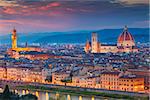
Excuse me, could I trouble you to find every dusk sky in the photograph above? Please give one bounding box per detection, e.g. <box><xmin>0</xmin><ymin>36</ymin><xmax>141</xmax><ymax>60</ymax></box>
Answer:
<box><xmin>0</xmin><ymin>0</ymin><xmax>149</xmax><ymax>34</ymax></box>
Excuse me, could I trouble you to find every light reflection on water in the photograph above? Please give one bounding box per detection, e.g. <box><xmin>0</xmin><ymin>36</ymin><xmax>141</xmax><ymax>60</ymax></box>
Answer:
<box><xmin>15</xmin><ymin>89</ymin><xmax>110</xmax><ymax>100</ymax></box>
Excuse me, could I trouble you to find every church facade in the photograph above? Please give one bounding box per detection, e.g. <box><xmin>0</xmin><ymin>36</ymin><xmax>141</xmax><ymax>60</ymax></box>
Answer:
<box><xmin>84</xmin><ymin>26</ymin><xmax>138</xmax><ymax>53</ymax></box>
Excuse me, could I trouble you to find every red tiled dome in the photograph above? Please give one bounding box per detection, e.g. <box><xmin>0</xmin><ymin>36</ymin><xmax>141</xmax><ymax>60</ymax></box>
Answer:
<box><xmin>118</xmin><ymin>26</ymin><xmax>134</xmax><ymax>43</ymax></box>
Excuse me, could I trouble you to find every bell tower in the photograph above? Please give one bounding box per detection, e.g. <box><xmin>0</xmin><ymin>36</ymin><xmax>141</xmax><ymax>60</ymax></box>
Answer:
<box><xmin>12</xmin><ymin>28</ymin><xmax>17</xmax><ymax>49</ymax></box>
<box><xmin>91</xmin><ymin>32</ymin><xmax>99</xmax><ymax>53</ymax></box>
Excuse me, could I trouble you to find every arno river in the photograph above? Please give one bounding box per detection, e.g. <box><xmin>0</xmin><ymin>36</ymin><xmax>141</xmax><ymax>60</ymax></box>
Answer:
<box><xmin>14</xmin><ymin>89</ymin><xmax>110</xmax><ymax>100</ymax></box>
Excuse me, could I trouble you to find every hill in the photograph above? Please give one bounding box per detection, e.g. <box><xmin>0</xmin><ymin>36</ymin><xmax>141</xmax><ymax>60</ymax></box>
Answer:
<box><xmin>35</xmin><ymin>28</ymin><xmax>149</xmax><ymax>44</ymax></box>
<box><xmin>0</xmin><ymin>28</ymin><xmax>149</xmax><ymax>44</ymax></box>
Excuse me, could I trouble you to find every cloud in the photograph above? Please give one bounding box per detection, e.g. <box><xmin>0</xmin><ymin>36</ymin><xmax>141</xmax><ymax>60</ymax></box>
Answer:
<box><xmin>66</xmin><ymin>8</ymin><xmax>76</xmax><ymax>12</ymax></box>
<box><xmin>0</xmin><ymin>19</ymin><xmax>22</xmax><ymax>24</ymax></box>
<box><xmin>3</xmin><ymin>7</ymin><xmax>18</xmax><ymax>14</ymax></box>
<box><xmin>112</xmin><ymin>0</ymin><xmax>149</xmax><ymax>5</ymax></box>
<box><xmin>0</xmin><ymin>0</ymin><xmax>19</xmax><ymax>7</ymax></box>
<box><xmin>0</xmin><ymin>1</ymin><xmax>62</xmax><ymax>16</ymax></box>
<box><xmin>0</xmin><ymin>0</ymin><xmax>148</xmax><ymax>34</ymax></box>
<box><xmin>0</xmin><ymin>17</ymin><xmax>73</xmax><ymax>34</ymax></box>
<box><xmin>0</xmin><ymin>19</ymin><xmax>23</xmax><ymax>33</ymax></box>
<box><xmin>80</xmin><ymin>9</ymin><xmax>92</xmax><ymax>13</ymax></box>
<box><xmin>39</xmin><ymin>2</ymin><xmax>61</xmax><ymax>10</ymax></box>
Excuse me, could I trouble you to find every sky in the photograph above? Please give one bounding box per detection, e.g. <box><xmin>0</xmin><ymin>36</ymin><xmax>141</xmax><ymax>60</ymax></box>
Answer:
<box><xmin>0</xmin><ymin>0</ymin><xmax>149</xmax><ymax>34</ymax></box>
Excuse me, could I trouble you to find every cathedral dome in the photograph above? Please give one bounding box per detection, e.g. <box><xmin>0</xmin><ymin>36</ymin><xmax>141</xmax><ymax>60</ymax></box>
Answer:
<box><xmin>118</xmin><ymin>26</ymin><xmax>134</xmax><ymax>43</ymax></box>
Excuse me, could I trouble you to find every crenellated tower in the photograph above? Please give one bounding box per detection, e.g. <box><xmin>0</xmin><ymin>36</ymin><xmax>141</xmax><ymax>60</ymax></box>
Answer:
<box><xmin>12</xmin><ymin>28</ymin><xmax>17</xmax><ymax>49</ymax></box>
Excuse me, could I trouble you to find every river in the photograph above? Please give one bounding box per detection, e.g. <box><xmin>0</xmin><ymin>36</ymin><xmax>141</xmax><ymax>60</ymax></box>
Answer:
<box><xmin>14</xmin><ymin>89</ymin><xmax>110</xmax><ymax>100</ymax></box>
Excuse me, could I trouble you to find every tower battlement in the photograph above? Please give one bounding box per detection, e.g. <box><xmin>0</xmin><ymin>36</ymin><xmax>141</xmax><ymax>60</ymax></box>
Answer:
<box><xmin>11</xmin><ymin>28</ymin><xmax>17</xmax><ymax>49</ymax></box>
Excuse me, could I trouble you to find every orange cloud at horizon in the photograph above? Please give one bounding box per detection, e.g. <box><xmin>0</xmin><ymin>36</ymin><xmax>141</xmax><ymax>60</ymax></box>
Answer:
<box><xmin>3</xmin><ymin>7</ymin><xmax>18</xmax><ymax>14</ymax></box>
<box><xmin>39</xmin><ymin>2</ymin><xmax>61</xmax><ymax>10</ymax></box>
<box><xmin>0</xmin><ymin>19</ymin><xmax>22</xmax><ymax>24</ymax></box>
<box><xmin>0</xmin><ymin>0</ymin><xmax>19</xmax><ymax>7</ymax></box>
<box><xmin>0</xmin><ymin>2</ymin><xmax>62</xmax><ymax>16</ymax></box>
<box><xmin>0</xmin><ymin>18</ymin><xmax>73</xmax><ymax>34</ymax></box>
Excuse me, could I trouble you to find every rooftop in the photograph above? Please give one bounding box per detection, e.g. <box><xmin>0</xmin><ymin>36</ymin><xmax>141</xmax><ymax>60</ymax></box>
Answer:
<box><xmin>101</xmin><ymin>71</ymin><xmax>120</xmax><ymax>75</ymax></box>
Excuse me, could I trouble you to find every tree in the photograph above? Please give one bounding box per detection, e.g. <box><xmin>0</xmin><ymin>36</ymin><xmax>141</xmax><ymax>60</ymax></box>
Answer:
<box><xmin>1</xmin><ymin>85</ymin><xmax>11</xmax><ymax>100</ymax></box>
<box><xmin>20</xmin><ymin>94</ymin><xmax>38</xmax><ymax>100</ymax></box>
<box><xmin>3</xmin><ymin>85</ymin><xmax>10</xmax><ymax>95</ymax></box>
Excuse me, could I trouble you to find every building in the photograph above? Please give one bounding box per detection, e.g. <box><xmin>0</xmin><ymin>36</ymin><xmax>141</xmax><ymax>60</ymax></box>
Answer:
<box><xmin>84</xmin><ymin>26</ymin><xmax>138</xmax><ymax>53</ymax></box>
<box><xmin>7</xmin><ymin>28</ymin><xmax>41</xmax><ymax>53</ymax></box>
<box><xmin>7</xmin><ymin>28</ymin><xmax>49</xmax><ymax>59</ymax></box>
<box><xmin>84</xmin><ymin>40</ymin><xmax>91</xmax><ymax>53</ymax></box>
<box><xmin>119</xmin><ymin>75</ymin><xmax>144</xmax><ymax>92</ymax></box>
<box><xmin>71</xmin><ymin>75</ymin><xmax>98</xmax><ymax>88</ymax></box>
<box><xmin>0</xmin><ymin>66</ymin><xmax>51</xmax><ymax>83</ymax></box>
<box><xmin>0</xmin><ymin>64</ymin><xmax>146</xmax><ymax>93</ymax></box>
<box><xmin>10</xmin><ymin>28</ymin><xmax>41</xmax><ymax>52</ymax></box>
<box><xmin>52</xmin><ymin>72</ymin><xmax>70</xmax><ymax>85</ymax></box>
<box><xmin>11</xmin><ymin>28</ymin><xmax>17</xmax><ymax>49</ymax></box>
<box><xmin>101</xmin><ymin>72</ymin><xmax>120</xmax><ymax>90</ymax></box>
<box><xmin>28</xmin><ymin>69</ymin><xmax>43</xmax><ymax>83</ymax></box>
<box><xmin>0</xmin><ymin>67</ymin><xmax>7</xmax><ymax>79</ymax></box>
<box><xmin>128</xmin><ymin>69</ymin><xmax>150</xmax><ymax>92</ymax></box>
<box><xmin>91</xmin><ymin>33</ymin><xmax>99</xmax><ymax>53</ymax></box>
<box><xmin>100</xmin><ymin>71</ymin><xmax>144</xmax><ymax>92</ymax></box>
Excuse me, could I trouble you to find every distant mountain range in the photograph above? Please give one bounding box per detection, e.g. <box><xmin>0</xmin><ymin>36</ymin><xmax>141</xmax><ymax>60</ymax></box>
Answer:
<box><xmin>0</xmin><ymin>28</ymin><xmax>149</xmax><ymax>44</ymax></box>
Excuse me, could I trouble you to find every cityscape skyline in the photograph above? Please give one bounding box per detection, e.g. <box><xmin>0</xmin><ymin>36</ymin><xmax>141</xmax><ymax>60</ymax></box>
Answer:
<box><xmin>0</xmin><ymin>0</ymin><xmax>149</xmax><ymax>34</ymax></box>
<box><xmin>0</xmin><ymin>1</ymin><xmax>149</xmax><ymax>99</ymax></box>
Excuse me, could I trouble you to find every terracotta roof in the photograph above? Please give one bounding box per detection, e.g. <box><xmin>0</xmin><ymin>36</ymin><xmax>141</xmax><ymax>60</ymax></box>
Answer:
<box><xmin>101</xmin><ymin>71</ymin><xmax>120</xmax><ymax>75</ymax></box>
<box><xmin>119</xmin><ymin>75</ymin><xmax>143</xmax><ymax>79</ymax></box>
<box><xmin>118</xmin><ymin>26</ymin><xmax>134</xmax><ymax>43</ymax></box>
